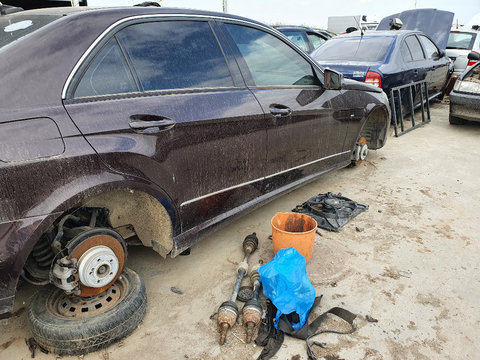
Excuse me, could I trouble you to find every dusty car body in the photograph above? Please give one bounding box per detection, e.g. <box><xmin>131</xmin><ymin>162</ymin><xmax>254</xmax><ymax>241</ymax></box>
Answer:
<box><xmin>449</xmin><ymin>52</ymin><xmax>480</xmax><ymax>124</ymax></box>
<box><xmin>0</xmin><ymin>6</ymin><xmax>390</xmax><ymax>337</ymax></box>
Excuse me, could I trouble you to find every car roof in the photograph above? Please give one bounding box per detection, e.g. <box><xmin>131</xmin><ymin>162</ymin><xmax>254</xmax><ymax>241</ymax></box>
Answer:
<box><xmin>334</xmin><ymin>30</ymin><xmax>419</xmax><ymax>39</ymax></box>
<box><xmin>9</xmin><ymin>6</ymin><xmax>266</xmax><ymax>27</ymax></box>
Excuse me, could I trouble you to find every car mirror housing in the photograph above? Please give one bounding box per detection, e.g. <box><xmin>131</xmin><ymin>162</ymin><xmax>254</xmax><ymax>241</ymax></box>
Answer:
<box><xmin>467</xmin><ymin>51</ymin><xmax>480</xmax><ymax>61</ymax></box>
<box><xmin>438</xmin><ymin>50</ymin><xmax>445</xmax><ymax>58</ymax></box>
<box><xmin>324</xmin><ymin>68</ymin><xmax>343</xmax><ymax>90</ymax></box>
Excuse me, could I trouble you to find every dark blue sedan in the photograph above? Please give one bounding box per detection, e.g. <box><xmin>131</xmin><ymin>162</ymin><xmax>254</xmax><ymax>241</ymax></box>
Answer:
<box><xmin>310</xmin><ymin>30</ymin><xmax>452</xmax><ymax>101</ymax></box>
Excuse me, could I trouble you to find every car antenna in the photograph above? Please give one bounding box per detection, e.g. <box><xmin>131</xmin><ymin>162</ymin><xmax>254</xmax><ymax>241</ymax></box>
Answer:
<box><xmin>354</xmin><ymin>15</ymin><xmax>364</xmax><ymax>37</ymax></box>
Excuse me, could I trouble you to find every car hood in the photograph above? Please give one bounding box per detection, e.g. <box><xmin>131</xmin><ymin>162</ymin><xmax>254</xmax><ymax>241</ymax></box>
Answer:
<box><xmin>376</xmin><ymin>9</ymin><xmax>454</xmax><ymax>52</ymax></box>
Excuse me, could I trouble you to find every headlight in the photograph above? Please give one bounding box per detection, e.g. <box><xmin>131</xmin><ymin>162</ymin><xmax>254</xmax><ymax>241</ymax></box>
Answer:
<box><xmin>453</xmin><ymin>80</ymin><xmax>480</xmax><ymax>94</ymax></box>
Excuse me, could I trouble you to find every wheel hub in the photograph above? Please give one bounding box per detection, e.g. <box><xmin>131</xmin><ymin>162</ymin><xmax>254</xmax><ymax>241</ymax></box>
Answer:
<box><xmin>77</xmin><ymin>246</ymin><xmax>119</xmax><ymax>288</ymax></box>
<box><xmin>353</xmin><ymin>137</ymin><xmax>368</xmax><ymax>165</ymax></box>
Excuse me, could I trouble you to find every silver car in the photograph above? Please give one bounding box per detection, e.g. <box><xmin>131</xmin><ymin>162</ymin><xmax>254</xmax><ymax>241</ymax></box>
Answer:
<box><xmin>446</xmin><ymin>28</ymin><xmax>480</xmax><ymax>75</ymax></box>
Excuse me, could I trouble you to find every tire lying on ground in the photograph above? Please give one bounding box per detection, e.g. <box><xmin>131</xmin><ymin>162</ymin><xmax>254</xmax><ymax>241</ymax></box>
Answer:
<box><xmin>28</xmin><ymin>267</ymin><xmax>146</xmax><ymax>356</ymax></box>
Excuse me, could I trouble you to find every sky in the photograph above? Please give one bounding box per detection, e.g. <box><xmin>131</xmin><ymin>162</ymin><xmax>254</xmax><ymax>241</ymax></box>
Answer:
<box><xmin>158</xmin><ymin>0</ymin><xmax>480</xmax><ymax>29</ymax></box>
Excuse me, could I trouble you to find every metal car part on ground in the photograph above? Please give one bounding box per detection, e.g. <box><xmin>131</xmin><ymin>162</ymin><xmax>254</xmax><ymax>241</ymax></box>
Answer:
<box><xmin>0</xmin><ymin>7</ymin><xmax>390</xmax><ymax>351</ymax></box>
<box><xmin>292</xmin><ymin>192</ymin><xmax>368</xmax><ymax>232</ymax></box>
<box><xmin>217</xmin><ymin>233</ymin><xmax>258</xmax><ymax>345</ymax></box>
<box><xmin>449</xmin><ymin>52</ymin><xmax>480</xmax><ymax>124</ymax></box>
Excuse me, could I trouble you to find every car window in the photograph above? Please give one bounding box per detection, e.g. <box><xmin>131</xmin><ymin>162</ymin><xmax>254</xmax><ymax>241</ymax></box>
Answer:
<box><xmin>418</xmin><ymin>35</ymin><xmax>439</xmax><ymax>59</ymax></box>
<box><xmin>225</xmin><ymin>23</ymin><xmax>320</xmax><ymax>87</ymax></box>
<box><xmin>116</xmin><ymin>21</ymin><xmax>234</xmax><ymax>91</ymax></box>
<box><xmin>404</xmin><ymin>36</ymin><xmax>425</xmax><ymax>61</ymax></box>
<box><xmin>306</xmin><ymin>32</ymin><xmax>326</xmax><ymax>50</ymax></box>
<box><xmin>447</xmin><ymin>32</ymin><xmax>477</xmax><ymax>50</ymax></box>
<box><xmin>311</xmin><ymin>36</ymin><xmax>394</xmax><ymax>62</ymax></box>
<box><xmin>278</xmin><ymin>30</ymin><xmax>310</xmax><ymax>52</ymax></box>
<box><xmin>74</xmin><ymin>38</ymin><xmax>138</xmax><ymax>98</ymax></box>
<box><xmin>401</xmin><ymin>41</ymin><xmax>413</xmax><ymax>62</ymax></box>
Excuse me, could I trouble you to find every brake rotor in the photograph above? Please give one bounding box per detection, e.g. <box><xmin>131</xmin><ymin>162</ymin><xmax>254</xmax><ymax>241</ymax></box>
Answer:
<box><xmin>354</xmin><ymin>137</ymin><xmax>368</xmax><ymax>166</ymax></box>
<box><xmin>68</xmin><ymin>230</ymin><xmax>125</xmax><ymax>297</ymax></box>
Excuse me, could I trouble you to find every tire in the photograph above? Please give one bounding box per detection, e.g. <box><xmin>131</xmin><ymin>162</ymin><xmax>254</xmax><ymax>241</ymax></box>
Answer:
<box><xmin>28</xmin><ymin>267</ymin><xmax>146</xmax><ymax>356</ymax></box>
<box><xmin>449</xmin><ymin>114</ymin><xmax>467</xmax><ymax>125</ymax></box>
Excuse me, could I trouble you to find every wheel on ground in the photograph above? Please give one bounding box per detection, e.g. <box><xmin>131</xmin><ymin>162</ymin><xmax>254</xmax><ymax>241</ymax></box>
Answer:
<box><xmin>28</xmin><ymin>267</ymin><xmax>146</xmax><ymax>356</ymax></box>
<box><xmin>449</xmin><ymin>114</ymin><xmax>467</xmax><ymax>125</ymax></box>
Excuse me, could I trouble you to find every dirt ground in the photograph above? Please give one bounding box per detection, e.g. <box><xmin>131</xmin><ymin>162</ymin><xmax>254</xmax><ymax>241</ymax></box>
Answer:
<box><xmin>1</xmin><ymin>101</ymin><xmax>480</xmax><ymax>360</ymax></box>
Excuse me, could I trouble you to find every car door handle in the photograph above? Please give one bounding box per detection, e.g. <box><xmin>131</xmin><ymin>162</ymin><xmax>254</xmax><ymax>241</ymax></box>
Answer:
<box><xmin>129</xmin><ymin>114</ymin><xmax>175</xmax><ymax>133</ymax></box>
<box><xmin>269</xmin><ymin>104</ymin><xmax>292</xmax><ymax>118</ymax></box>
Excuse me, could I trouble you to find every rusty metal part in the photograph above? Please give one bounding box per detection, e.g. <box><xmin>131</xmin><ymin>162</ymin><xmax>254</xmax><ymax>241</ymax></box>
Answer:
<box><xmin>217</xmin><ymin>301</ymin><xmax>238</xmax><ymax>345</ymax></box>
<box><xmin>353</xmin><ymin>137</ymin><xmax>368</xmax><ymax>166</ymax></box>
<box><xmin>242</xmin><ymin>267</ymin><xmax>262</xmax><ymax>343</ymax></box>
<box><xmin>242</xmin><ymin>232</ymin><xmax>258</xmax><ymax>255</ymax></box>
<box><xmin>217</xmin><ymin>233</ymin><xmax>259</xmax><ymax>345</ymax></box>
<box><xmin>237</xmin><ymin>286</ymin><xmax>253</xmax><ymax>302</ymax></box>
<box><xmin>69</xmin><ymin>233</ymin><xmax>125</xmax><ymax>297</ymax></box>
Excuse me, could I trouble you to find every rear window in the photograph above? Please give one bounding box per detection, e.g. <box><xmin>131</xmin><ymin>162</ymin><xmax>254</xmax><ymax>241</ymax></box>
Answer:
<box><xmin>0</xmin><ymin>14</ymin><xmax>62</xmax><ymax>49</ymax></box>
<box><xmin>311</xmin><ymin>36</ymin><xmax>394</xmax><ymax>62</ymax></box>
<box><xmin>447</xmin><ymin>32</ymin><xmax>477</xmax><ymax>50</ymax></box>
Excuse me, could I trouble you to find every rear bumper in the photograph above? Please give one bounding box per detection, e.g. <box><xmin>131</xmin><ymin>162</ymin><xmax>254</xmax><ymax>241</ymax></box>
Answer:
<box><xmin>450</xmin><ymin>91</ymin><xmax>480</xmax><ymax>122</ymax></box>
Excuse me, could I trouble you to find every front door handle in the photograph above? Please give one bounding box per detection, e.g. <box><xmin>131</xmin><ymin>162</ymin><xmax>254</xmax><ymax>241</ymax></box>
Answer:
<box><xmin>269</xmin><ymin>104</ymin><xmax>292</xmax><ymax>118</ymax></box>
<box><xmin>129</xmin><ymin>114</ymin><xmax>175</xmax><ymax>133</ymax></box>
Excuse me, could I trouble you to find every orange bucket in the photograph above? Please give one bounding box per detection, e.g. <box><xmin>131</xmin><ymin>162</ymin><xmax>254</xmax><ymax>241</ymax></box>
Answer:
<box><xmin>271</xmin><ymin>212</ymin><xmax>317</xmax><ymax>263</ymax></box>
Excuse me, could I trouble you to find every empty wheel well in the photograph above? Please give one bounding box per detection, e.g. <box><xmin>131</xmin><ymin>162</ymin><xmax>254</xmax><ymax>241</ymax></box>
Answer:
<box><xmin>84</xmin><ymin>190</ymin><xmax>173</xmax><ymax>258</ymax></box>
<box><xmin>360</xmin><ymin>108</ymin><xmax>389</xmax><ymax>150</ymax></box>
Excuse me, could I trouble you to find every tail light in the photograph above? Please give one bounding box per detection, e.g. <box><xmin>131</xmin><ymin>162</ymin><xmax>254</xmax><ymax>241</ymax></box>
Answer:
<box><xmin>364</xmin><ymin>71</ymin><xmax>382</xmax><ymax>88</ymax></box>
<box><xmin>468</xmin><ymin>51</ymin><xmax>480</xmax><ymax>66</ymax></box>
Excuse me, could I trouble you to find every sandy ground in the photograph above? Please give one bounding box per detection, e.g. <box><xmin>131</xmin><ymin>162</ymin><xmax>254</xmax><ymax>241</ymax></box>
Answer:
<box><xmin>1</xmin><ymin>101</ymin><xmax>480</xmax><ymax>360</ymax></box>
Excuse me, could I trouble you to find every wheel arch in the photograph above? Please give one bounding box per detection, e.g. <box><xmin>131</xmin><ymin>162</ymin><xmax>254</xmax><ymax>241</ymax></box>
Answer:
<box><xmin>359</xmin><ymin>105</ymin><xmax>390</xmax><ymax>150</ymax></box>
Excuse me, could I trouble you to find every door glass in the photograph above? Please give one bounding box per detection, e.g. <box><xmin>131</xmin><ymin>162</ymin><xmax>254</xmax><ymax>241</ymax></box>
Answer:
<box><xmin>405</xmin><ymin>36</ymin><xmax>425</xmax><ymax>61</ymax></box>
<box><xmin>307</xmin><ymin>32</ymin><xmax>326</xmax><ymax>50</ymax></box>
<box><xmin>401</xmin><ymin>42</ymin><xmax>413</xmax><ymax>62</ymax></box>
<box><xmin>419</xmin><ymin>35</ymin><xmax>439</xmax><ymax>59</ymax></box>
<box><xmin>225</xmin><ymin>23</ymin><xmax>320</xmax><ymax>86</ymax></box>
<box><xmin>116</xmin><ymin>21</ymin><xmax>234</xmax><ymax>91</ymax></box>
<box><xmin>279</xmin><ymin>30</ymin><xmax>309</xmax><ymax>52</ymax></box>
<box><xmin>74</xmin><ymin>38</ymin><xmax>138</xmax><ymax>98</ymax></box>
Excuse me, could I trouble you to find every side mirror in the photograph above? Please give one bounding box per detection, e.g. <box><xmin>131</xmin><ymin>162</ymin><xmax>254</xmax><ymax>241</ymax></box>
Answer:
<box><xmin>438</xmin><ymin>50</ymin><xmax>445</xmax><ymax>58</ymax></box>
<box><xmin>324</xmin><ymin>68</ymin><xmax>343</xmax><ymax>90</ymax></box>
<box><xmin>467</xmin><ymin>51</ymin><xmax>480</xmax><ymax>61</ymax></box>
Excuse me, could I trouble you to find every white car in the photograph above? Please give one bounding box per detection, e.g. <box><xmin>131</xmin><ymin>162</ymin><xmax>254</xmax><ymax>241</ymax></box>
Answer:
<box><xmin>446</xmin><ymin>28</ymin><xmax>480</xmax><ymax>75</ymax></box>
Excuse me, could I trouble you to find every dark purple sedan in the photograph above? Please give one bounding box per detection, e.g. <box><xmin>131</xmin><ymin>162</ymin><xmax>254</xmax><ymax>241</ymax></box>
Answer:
<box><xmin>0</xmin><ymin>6</ymin><xmax>390</xmax><ymax>355</ymax></box>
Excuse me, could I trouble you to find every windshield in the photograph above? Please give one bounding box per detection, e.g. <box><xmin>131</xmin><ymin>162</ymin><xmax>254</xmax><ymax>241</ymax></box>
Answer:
<box><xmin>311</xmin><ymin>36</ymin><xmax>394</xmax><ymax>62</ymax></box>
<box><xmin>0</xmin><ymin>14</ymin><xmax>62</xmax><ymax>49</ymax></box>
<box><xmin>447</xmin><ymin>31</ymin><xmax>477</xmax><ymax>50</ymax></box>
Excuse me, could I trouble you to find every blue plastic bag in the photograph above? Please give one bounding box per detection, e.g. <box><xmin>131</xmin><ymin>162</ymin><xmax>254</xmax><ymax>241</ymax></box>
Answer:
<box><xmin>258</xmin><ymin>247</ymin><xmax>316</xmax><ymax>330</ymax></box>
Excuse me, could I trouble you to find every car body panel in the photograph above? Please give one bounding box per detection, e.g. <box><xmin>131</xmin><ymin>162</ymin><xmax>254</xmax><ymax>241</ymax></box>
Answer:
<box><xmin>376</xmin><ymin>9</ymin><xmax>454</xmax><ymax>52</ymax></box>
<box><xmin>449</xmin><ymin>62</ymin><xmax>480</xmax><ymax>122</ymax></box>
<box><xmin>312</xmin><ymin>31</ymin><xmax>450</xmax><ymax>103</ymax></box>
<box><xmin>446</xmin><ymin>29</ymin><xmax>480</xmax><ymax>75</ymax></box>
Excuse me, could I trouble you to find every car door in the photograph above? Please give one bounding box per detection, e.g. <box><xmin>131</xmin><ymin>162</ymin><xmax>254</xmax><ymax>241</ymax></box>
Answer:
<box><xmin>63</xmin><ymin>19</ymin><xmax>267</xmax><ymax>231</ymax></box>
<box><xmin>220</xmin><ymin>22</ymin><xmax>350</xmax><ymax>189</ymax></box>
<box><xmin>418</xmin><ymin>34</ymin><xmax>449</xmax><ymax>95</ymax></box>
<box><xmin>402</xmin><ymin>35</ymin><xmax>427</xmax><ymax>85</ymax></box>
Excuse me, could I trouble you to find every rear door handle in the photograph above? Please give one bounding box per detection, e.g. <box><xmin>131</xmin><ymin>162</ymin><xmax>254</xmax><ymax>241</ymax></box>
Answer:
<box><xmin>129</xmin><ymin>114</ymin><xmax>175</xmax><ymax>133</ymax></box>
<box><xmin>269</xmin><ymin>104</ymin><xmax>292</xmax><ymax>118</ymax></box>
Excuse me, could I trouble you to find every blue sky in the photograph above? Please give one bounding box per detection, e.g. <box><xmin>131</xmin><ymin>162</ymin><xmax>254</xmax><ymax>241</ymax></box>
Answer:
<box><xmin>159</xmin><ymin>0</ymin><xmax>480</xmax><ymax>28</ymax></box>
